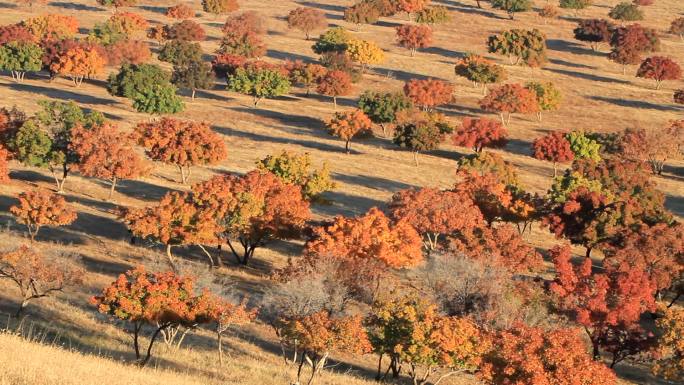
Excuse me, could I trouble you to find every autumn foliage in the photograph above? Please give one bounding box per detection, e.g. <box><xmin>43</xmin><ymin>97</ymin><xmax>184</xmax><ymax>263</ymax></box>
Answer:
<box><xmin>134</xmin><ymin>118</ymin><xmax>227</xmax><ymax>184</ymax></box>
<box><xmin>50</xmin><ymin>46</ymin><xmax>106</xmax><ymax>87</ymax></box>
<box><xmin>403</xmin><ymin>78</ymin><xmax>453</xmax><ymax>110</ymax></box>
<box><xmin>22</xmin><ymin>14</ymin><xmax>78</xmax><ymax>41</ymax></box>
<box><xmin>10</xmin><ymin>189</ymin><xmax>77</xmax><ymax>241</ymax></box>
<box><xmin>532</xmin><ymin>131</ymin><xmax>574</xmax><ymax>176</ymax></box>
<box><xmin>636</xmin><ymin>56</ymin><xmax>682</xmax><ymax>89</ymax></box>
<box><xmin>325</xmin><ymin>109</ymin><xmax>372</xmax><ymax>153</ymax></box>
<box><xmin>452</xmin><ymin>117</ymin><xmax>508</xmax><ymax>152</ymax></box>
<box><xmin>287</xmin><ymin>7</ymin><xmax>327</xmax><ymax>40</ymax></box>
<box><xmin>653</xmin><ymin>306</ymin><xmax>684</xmax><ymax>381</ymax></box>
<box><xmin>480</xmin><ymin>83</ymin><xmax>539</xmax><ymax>125</ymax></box>
<box><xmin>166</xmin><ymin>4</ymin><xmax>195</xmax><ymax>19</ymax></box>
<box><xmin>395</xmin><ymin>24</ymin><xmax>432</xmax><ymax>56</ymax></box>
<box><xmin>202</xmin><ymin>0</ymin><xmax>238</xmax><ymax>15</ymax></box>
<box><xmin>316</xmin><ymin>70</ymin><xmax>352</xmax><ymax>107</ymax></box>
<box><xmin>574</xmin><ymin>19</ymin><xmax>614</xmax><ymax>51</ymax></box>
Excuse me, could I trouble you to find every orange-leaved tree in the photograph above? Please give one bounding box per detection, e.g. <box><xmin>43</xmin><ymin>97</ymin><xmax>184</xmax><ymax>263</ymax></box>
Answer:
<box><xmin>166</xmin><ymin>4</ymin><xmax>195</xmax><ymax>19</ymax></box>
<box><xmin>325</xmin><ymin>109</ymin><xmax>372</xmax><ymax>153</ymax></box>
<box><xmin>91</xmin><ymin>266</ymin><xmax>218</xmax><ymax>367</ymax></box>
<box><xmin>479</xmin><ymin>83</ymin><xmax>539</xmax><ymax>125</ymax></box>
<box><xmin>653</xmin><ymin>305</ymin><xmax>684</xmax><ymax>382</ymax></box>
<box><xmin>452</xmin><ymin>117</ymin><xmax>508</xmax><ymax>153</ymax></box>
<box><xmin>316</xmin><ymin>69</ymin><xmax>352</xmax><ymax>108</ymax></box>
<box><xmin>134</xmin><ymin>118</ymin><xmax>227</xmax><ymax>184</ymax></box>
<box><xmin>0</xmin><ymin>244</ymin><xmax>82</xmax><ymax>316</ymax></box>
<box><xmin>10</xmin><ymin>189</ymin><xmax>77</xmax><ymax>241</ymax></box>
<box><xmin>480</xmin><ymin>324</ymin><xmax>617</xmax><ymax>385</ymax></box>
<box><xmin>203</xmin><ymin>296</ymin><xmax>257</xmax><ymax>365</ymax></box>
<box><xmin>403</xmin><ymin>78</ymin><xmax>453</xmax><ymax>110</ymax></box>
<box><xmin>69</xmin><ymin>123</ymin><xmax>148</xmax><ymax>200</ymax></box>
<box><xmin>531</xmin><ymin>130</ymin><xmax>574</xmax><ymax>177</ymax></box>
<box><xmin>50</xmin><ymin>46</ymin><xmax>106</xmax><ymax>87</ymax></box>
<box><xmin>388</xmin><ymin>187</ymin><xmax>485</xmax><ymax>251</ymax></box>
<box><xmin>22</xmin><ymin>14</ymin><xmax>78</xmax><ymax>41</ymax></box>
<box><xmin>287</xmin><ymin>7</ymin><xmax>327</xmax><ymax>40</ymax></box>
<box><xmin>395</xmin><ymin>24</ymin><xmax>432</xmax><ymax>56</ymax></box>
<box><xmin>0</xmin><ymin>145</ymin><xmax>10</xmax><ymax>182</ymax></box>
<box><xmin>192</xmin><ymin>170</ymin><xmax>311</xmax><ymax>265</ymax></box>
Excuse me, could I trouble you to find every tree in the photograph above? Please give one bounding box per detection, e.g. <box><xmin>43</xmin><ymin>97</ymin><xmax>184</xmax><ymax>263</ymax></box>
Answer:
<box><xmin>10</xmin><ymin>189</ymin><xmax>77</xmax><ymax>241</ymax></box>
<box><xmin>675</xmin><ymin>89</ymin><xmax>684</xmax><ymax>104</ymax></box>
<box><xmin>316</xmin><ymin>70</ymin><xmax>352</xmax><ymax>108</ymax></box>
<box><xmin>107</xmin><ymin>63</ymin><xmax>172</xmax><ymax>97</ymax></box>
<box><xmin>560</xmin><ymin>0</ymin><xmax>593</xmax><ymax>11</ymax></box>
<box><xmin>50</xmin><ymin>46</ymin><xmax>105</xmax><ymax>87</ymax></box>
<box><xmin>452</xmin><ymin>117</ymin><xmax>507</xmax><ymax>153</ymax></box>
<box><xmin>366</xmin><ymin>295</ymin><xmax>489</xmax><ymax>384</ymax></box>
<box><xmin>395</xmin><ymin>24</ymin><xmax>432</xmax><ymax>56</ymax></box>
<box><xmin>344</xmin><ymin>2</ymin><xmax>381</xmax><ymax>29</ymax></box>
<box><xmin>0</xmin><ymin>244</ymin><xmax>82</xmax><ymax>316</ymax></box>
<box><xmin>639</xmin><ymin>121</ymin><xmax>684</xmax><ymax>175</ymax></box>
<box><xmin>219</xmin><ymin>11</ymin><xmax>266</xmax><ymax>58</ymax></box>
<box><xmin>104</xmin><ymin>40</ymin><xmax>151</xmax><ymax>66</ymax></box>
<box><xmin>312</xmin><ymin>27</ymin><xmax>350</xmax><ymax>54</ymax></box>
<box><xmin>165</xmin><ymin>20</ymin><xmax>206</xmax><ymax>41</ymax></box>
<box><xmin>207</xmin><ymin>297</ymin><xmax>256</xmax><ymax>365</ymax></box>
<box><xmin>287</xmin><ymin>7</ymin><xmax>327</xmax><ymax>40</ymax></box>
<box><xmin>106</xmin><ymin>12</ymin><xmax>148</xmax><ymax>39</ymax></box>
<box><xmin>22</xmin><ymin>14</ymin><xmax>78</xmax><ymax>41</ymax></box>
<box><xmin>0</xmin><ymin>24</ymin><xmax>35</xmax><ymax>45</ymax></box>
<box><xmin>192</xmin><ymin>171</ymin><xmax>311</xmax><ymax>265</ymax></box>
<box><xmin>69</xmin><ymin>123</ymin><xmax>148</xmax><ymax>200</ymax></box>
<box><xmin>653</xmin><ymin>306</ymin><xmax>684</xmax><ymax>382</ymax></box>
<box><xmin>636</xmin><ymin>56</ymin><xmax>682</xmax><ymax>89</ymax></box>
<box><xmin>532</xmin><ymin>131</ymin><xmax>574</xmax><ymax>176</ymax></box>
<box><xmin>121</xmin><ymin>192</ymin><xmax>220</xmax><ymax>266</ymax></box>
<box><xmin>172</xmin><ymin>60</ymin><xmax>214</xmax><ymax>99</ymax></box>
<box><xmin>132</xmin><ymin>84</ymin><xmax>184</xmax><ymax>115</ymax></box>
<box><xmin>306</xmin><ymin>207</ymin><xmax>423</xmax><ymax>271</ymax></box>
<box><xmin>525</xmin><ymin>81</ymin><xmax>561</xmax><ymax>121</ymax></box>
<box><xmin>538</xmin><ymin>5</ymin><xmax>560</xmax><ymax>23</ymax></box>
<box><xmin>256</xmin><ymin>150</ymin><xmax>336</xmax><ymax>201</ymax></box>
<box><xmin>574</xmin><ymin>19</ymin><xmax>615</xmax><ymax>51</ymax></box>
<box><xmin>202</xmin><ymin>0</ymin><xmax>238</xmax><ymax>15</ymax></box>
<box><xmin>0</xmin><ymin>41</ymin><xmax>42</xmax><ymax>82</ymax></box>
<box><xmin>211</xmin><ymin>53</ymin><xmax>247</xmax><ymax>80</ymax></box>
<box><xmin>393</xmin><ymin>110</ymin><xmax>451</xmax><ymax>165</ymax></box>
<box><xmin>167</xmin><ymin>4</ymin><xmax>195</xmax><ymax>19</ymax></box>
<box><xmin>416</xmin><ymin>6</ymin><xmax>451</xmax><ymax>25</ymax></box>
<box><xmin>487</xmin><ymin>29</ymin><xmax>547</xmax><ymax>67</ymax></box>
<box><xmin>91</xmin><ymin>266</ymin><xmax>218</xmax><ymax>367</ymax></box>
<box><xmin>395</xmin><ymin>0</ymin><xmax>430</xmax><ymax>20</ymax></box>
<box><xmin>566</xmin><ymin>131</ymin><xmax>601</xmax><ymax>161</ymax></box>
<box><xmin>345</xmin><ymin>38</ymin><xmax>385</xmax><ymax>71</ymax></box>
<box><xmin>227</xmin><ymin>66</ymin><xmax>291</xmax><ymax>106</ymax></box>
<box><xmin>389</xmin><ymin>187</ymin><xmax>485</xmax><ymax>251</ymax></box>
<box><xmin>454</xmin><ymin>53</ymin><xmax>507</xmax><ymax>94</ymax></box>
<box><xmin>609</xmin><ymin>2</ymin><xmax>644</xmax><ymax>21</ymax></box>
<box><xmin>6</xmin><ymin>120</ymin><xmax>54</xmax><ymax>176</ymax></box>
<box><xmin>283</xmin><ymin>60</ymin><xmax>327</xmax><ymax>96</ymax></box>
<box><xmin>403</xmin><ymin>78</ymin><xmax>453</xmax><ymax>110</ymax></box>
<box><xmin>326</xmin><ymin>109</ymin><xmax>372</xmax><ymax>153</ymax></box>
<box><xmin>670</xmin><ymin>17</ymin><xmax>684</xmax><ymax>40</ymax></box>
<box><xmin>158</xmin><ymin>40</ymin><xmax>202</xmax><ymax>66</ymax></box>
<box><xmin>491</xmin><ymin>0</ymin><xmax>532</xmax><ymax>19</ymax></box>
<box><xmin>480</xmin><ymin>324</ymin><xmax>617</xmax><ymax>385</ymax></box>
<box><xmin>550</xmin><ymin>244</ymin><xmax>657</xmax><ymax>363</ymax></box>
<box><xmin>479</xmin><ymin>83</ymin><xmax>539</xmax><ymax>125</ymax></box>
<box><xmin>278</xmin><ymin>311</ymin><xmax>371</xmax><ymax>384</ymax></box>
<box><xmin>358</xmin><ymin>90</ymin><xmax>413</xmax><ymax>137</ymax></box>
<box><xmin>134</xmin><ymin>118</ymin><xmax>226</xmax><ymax>184</ymax></box>
<box><xmin>609</xmin><ymin>24</ymin><xmax>659</xmax><ymax>73</ymax></box>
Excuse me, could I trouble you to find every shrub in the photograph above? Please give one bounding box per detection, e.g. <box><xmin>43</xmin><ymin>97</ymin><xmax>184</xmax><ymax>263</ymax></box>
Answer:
<box><xmin>395</xmin><ymin>24</ymin><xmax>432</xmax><ymax>56</ymax></box>
<box><xmin>227</xmin><ymin>66</ymin><xmax>291</xmax><ymax>106</ymax></box>
<box><xmin>609</xmin><ymin>2</ymin><xmax>644</xmax><ymax>21</ymax></box>
<box><xmin>636</xmin><ymin>56</ymin><xmax>682</xmax><ymax>89</ymax></box>
<box><xmin>202</xmin><ymin>0</ymin><xmax>238</xmax><ymax>15</ymax></box>
<box><xmin>454</xmin><ymin>53</ymin><xmax>507</xmax><ymax>93</ymax></box>
<box><xmin>326</xmin><ymin>109</ymin><xmax>372</xmax><ymax>153</ymax></box>
<box><xmin>344</xmin><ymin>2</ymin><xmax>380</xmax><ymax>28</ymax></box>
<box><xmin>166</xmin><ymin>4</ymin><xmax>195</xmax><ymax>19</ymax></box>
<box><xmin>574</xmin><ymin>19</ymin><xmax>614</xmax><ymax>50</ymax></box>
<box><xmin>287</xmin><ymin>7</ymin><xmax>327</xmax><ymax>40</ymax></box>
<box><xmin>165</xmin><ymin>20</ymin><xmax>206</xmax><ymax>41</ymax></box>
<box><xmin>491</xmin><ymin>0</ymin><xmax>532</xmax><ymax>19</ymax></box>
<box><xmin>312</xmin><ymin>27</ymin><xmax>350</xmax><ymax>54</ymax></box>
<box><xmin>416</xmin><ymin>6</ymin><xmax>451</xmax><ymax>24</ymax></box>
<box><xmin>487</xmin><ymin>28</ymin><xmax>547</xmax><ymax>67</ymax></box>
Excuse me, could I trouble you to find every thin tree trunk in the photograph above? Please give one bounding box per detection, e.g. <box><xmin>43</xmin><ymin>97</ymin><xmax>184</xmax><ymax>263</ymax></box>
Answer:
<box><xmin>108</xmin><ymin>177</ymin><xmax>117</xmax><ymax>201</ymax></box>
<box><xmin>197</xmin><ymin>244</ymin><xmax>215</xmax><ymax>267</ymax></box>
<box><xmin>165</xmin><ymin>244</ymin><xmax>176</xmax><ymax>270</ymax></box>
<box><xmin>333</xmin><ymin>96</ymin><xmax>337</xmax><ymax>109</ymax></box>
<box><xmin>139</xmin><ymin>325</ymin><xmax>167</xmax><ymax>367</ymax></box>
<box><xmin>413</xmin><ymin>151</ymin><xmax>418</xmax><ymax>166</ymax></box>
<box><xmin>217</xmin><ymin>332</ymin><xmax>224</xmax><ymax>366</ymax></box>
<box><xmin>191</xmin><ymin>89</ymin><xmax>196</xmax><ymax>99</ymax></box>
<box><xmin>345</xmin><ymin>139</ymin><xmax>350</xmax><ymax>154</ymax></box>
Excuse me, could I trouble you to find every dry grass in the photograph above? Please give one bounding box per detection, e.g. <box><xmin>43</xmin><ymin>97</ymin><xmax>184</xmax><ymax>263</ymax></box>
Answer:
<box><xmin>0</xmin><ymin>0</ymin><xmax>683</xmax><ymax>384</ymax></box>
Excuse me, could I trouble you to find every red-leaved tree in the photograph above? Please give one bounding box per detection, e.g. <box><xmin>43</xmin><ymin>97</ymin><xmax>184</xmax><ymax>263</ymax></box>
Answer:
<box><xmin>316</xmin><ymin>69</ymin><xmax>352</xmax><ymax>108</ymax></box>
<box><xmin>479</xmin><ymin>83</ymin><xmax>539</xmax><ymax>125</ymax></box>
<box><xmin>325</xmin><ymin>109</ymin><xmax>372</xmax><ymax>153</ymax></box>
<box><xmin>452</xmin><ymin>117</ymin><xmax>508</xmax><ymax>153</ymax></box>
<box><xmin>403</xmin><ymin>78</ymin><xmax>453</xmax><ymax>110</ymax></box>
<box><xmin>395</xmin><ymin>24</ymin><xmax>432</xmax><ymax>56</ymax></box>
<box><xmin>636</xmin><ymin>56</ymin><xmax>682</xmax><ymax>89</ymax></box>
<box><xmin>532</xmin><ymin>131</ymin><xmax>574</xmax><ymax>177</ymax></box>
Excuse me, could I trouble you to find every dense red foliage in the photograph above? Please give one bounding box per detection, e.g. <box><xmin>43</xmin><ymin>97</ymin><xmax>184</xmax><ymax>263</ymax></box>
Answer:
<box><xmin>403</xmin><ymin>78</ymin><xmax>453</xmax><ymax>109</ymax></box>
<box><xmin>532</xmin><ymin>131</ymin><xmax>574</xmax><ymax>176</ymax></box>
<box><xmin>452</xmin><ymin>117</ymin><xmax>508</xmax><ymax>152</ymax></box>
<box><xmin>395</xmin><ymin>24</ymin><xmax>432</xmax><ymax>56</ymax></box>
<box><xmin>480</xmin><ymin>83</ymin><xmax>539</xmax><ymax>124</ymax></box>
<box><xmin>636</xmin><ymin>56</ymin><xmax>682</xmax><ymax>89</ymax></box>
<box><xmin>316</xmin><ymin>70</ymin><xmax>353</xmax><ymax>107</ymax></box>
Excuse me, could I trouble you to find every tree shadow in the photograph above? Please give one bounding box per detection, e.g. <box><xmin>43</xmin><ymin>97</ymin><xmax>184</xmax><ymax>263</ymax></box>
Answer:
<box><xmin>99</xmin><ymin>178</ymin><xmax>178</xmax><ymax>202</ymax></box>
<box><xmin>6</xmin><ymin>83</ymin><xmax>118</xmax><ymax>106</ymax></box>
<box><xmin>587</xmin><ymin>95</ymin><xmax>682</xmax><ymax>112</ymax></box>
<box><xmin>547</xmin><ymin>68</ymin><xmax>630</xmax><ymax>84</ymax></box>
<box><xmin>312</xmin><ymin>190</ymin><xmax>385</xmax><ymax>217</ymax></box>
<box><xmin>137</xmin><ymin>5</ymin><xmax>167</xmax><ymax>14</ymax></box>
<box><xmin>301</xmin><ymin>92</ymin><xmax>358</xmax><ymax>108</ymax></box>
<box><xmin>8</xmin><ymin>169</ymin><xmax>54</xmax><ymax>184</ymax></box>
<box><xmin>546</xmin><ymin>39</ymin><xmax>605</xmax><ymax>57</ymax></box>
<box><xmin>332</xmin><ymin>173</ymin><xmax>416</xmax><ymax>193</ymax></box>
<box><xmin>0</xmin><ymin>2</ymin><xmax>17</xmax><ymax>8</ymax></box>
<box><xmin>80</xmin><ymin>254</ymin><xmax>134</xmax><ymax>276</ymax></box>
<box><xmin>370</xmin><ymin>67</ymin><xmax>439</xmax><ymax>82</ymax></box>
<box><xmin>69</xmin><ymin>211</ymin><xmax>129</xmax><ymax>242</ymax></box>
<box><xmin>298</xmin><ymin>1</ymin><xmax>346</xmax><ymax>13</ymax></box>
<box><xmin>266</xmin><ymin>49</ymin><xmax>315</xmax><ymax>62</ymax></box>
<box><xmin>433</xmin><ymin>0</ymin><xmax>507</xmax><ymax>19</ymax></box>
<box><xmin>549</xmin><ymin>58</ymin><xmax>596</xmax><ymax>70</ymax></box>
<box><xmin>214</xmin><ymin>124</ymin><xmax>346</xmax><ymax>154</ymax></box>
<box><xmin>665</xmin><ymin>194</ymin><xmax>684</xmax><ymax>218</ymax></box>
<box><xmin>505</xmin><ymin>138</ymin><xmax>533</xmax><ymax>157</ymax></box>
<box><xmin>375</xmin><ymin>20</ymin><xmax>403</xmax><ymax>28</ymax></box>
<box><xmin>49</xmin><ymin>1</ymin><xmax>104</xmax><ymax>11</ymax></box>
<box><xmin>421</xmin><ymin>46</ymin><xmax>465</xmax><ymax>59</ymax></box>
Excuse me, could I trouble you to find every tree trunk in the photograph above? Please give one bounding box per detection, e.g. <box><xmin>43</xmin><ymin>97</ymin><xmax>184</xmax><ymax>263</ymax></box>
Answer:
<box><xmin>345</xmin><ymin>140</ymin><xmax>351</xmax><ymax>154</ymax></box>
<box><xmin>15</xmin><ymin>299</ymin><xmax>29</xmax><ymax>317</ymax></box>
<box><xmin>585</xmin><ymin>246</ymin><xmax>592</xmax><ymax>259</ymax></box>
<box><xmin>191</xmin><ymin>89</ymin><xmax>196</xmax><ymax>99</ymax></box>
<box><xmin>413</xmin><ymin>151</ymin><xmax>419</xmax><ymax>166</ymax></box>
<box><xmin>108</xmin><ymin>177</ymin><xmax>117</xmax><ymax>201</ymax></box>
<box><xmin>333</xmin><ymin>96</ymin><xmax>337</xmax><ymax>109</ymax></box>
<box><xmin>166</xmin><ymin>244</ymin><xmax>176</xmax><ymax>270</ymax></box>
<box><xmin>197</xmin><ymin>244</ymin><xmax>215</xmax><ymax>267</ymax></box>
<box><xmin>139</xmin><ymin>325</ymin><xmax>167</xmax><ymax>367</ymax></box>
<box><xmin>553</xmin><ymin>162</ymin><xmax>557</xmax><ymax>178</ymax></box>
<box><xmin>217</xmin><ymin>332</ymin><xmax>224</xmax><ymax>366</ymax></box>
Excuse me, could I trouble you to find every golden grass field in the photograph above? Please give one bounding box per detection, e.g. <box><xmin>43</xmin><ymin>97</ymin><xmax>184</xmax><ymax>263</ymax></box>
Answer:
<box><xmin>0</xmin><ymin>0</ymin><xmax>683</xmax><ymax>384</ymax></box>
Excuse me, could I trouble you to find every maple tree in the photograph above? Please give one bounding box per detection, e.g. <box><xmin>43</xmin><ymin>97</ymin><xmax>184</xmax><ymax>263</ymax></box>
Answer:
<box><xmin>22</xmin><ymin>14</ymin><xmax>78</xmax><ymax>41</ymax></box>
<box><xmin>480</xmin><ymin>324</ymin><xmax>617</xmax><ymax>385</ymax></box>
<box><xmin>211</xmin><ymin>53</ymin><xmax>247</xmax><ymax>79</ymax></box>
<box><xmin>395</xmin><ymin>24</ymin><xmax>432</xmax><ymax>57</ymax></box>
<box><xmin>50</xmin><ymin>46</ymin><xmax>105</xmax><ymax>87</ymax></box>
<box><xmin>0</xmin><ymin>145</ymin><xmax>9</xmax><ymax>182</ymax></box>
<box><xmin>532</xmin><ymin>131</ymin><xmax>574</xmax><ymax>176</ymax></box>
<box><xmin>344</xmin><ymin>2</ymin><xmax>381</xmax><ymax>29</ymax></box>
<box><xmin>0</xmin><ymin>244</ymin><xmax>82</xmax><ymax>316</ymax></box>
<box><xmin>415</xmin><ymin>6</ymin><xmax>451</xmax><ymax>24</ymax></box>
<box><xmin>219</xmin><ymin>11</ymin><xmax>266</xmax><ymax>58</ymax></box>
<box><xmin>316</xmin><ymin>70</ymin><xmax>352</xmax><ymax>108</ymax></box>
<box><xmin>636</xmin><ymin>56</ymin><xmax>682</xmax><ymax>89</ymax></box>
<box><xmin>403</xmin><ymin>78</ymin><xmax>453</xmax><ymax>110</ymax></box>
<box><xmin>670</xmin><ymin>17</ymin><xmax>684</xmax><ymax>40</ymax></box>
<box><xmin>92</xmin><ymin>266</ymin><xmax>219</xmax><ymax>366</ymax></box>
<box><xmin>394</xmin><ymin>0</ymin><xmax>430</xmax><ymax>20</ymax></box>
<box><xmin>287</xmin><ymin>7</ymin><xmax>327</xmax><ymax>40</ymax></box>
<box><xmin>454</xmin><ymin>53</ymin><xmax>507</xmax><ymax>94</ymax></box>
<box><xmin>616</xmin><ymin>122</ymin><xmax>684</xmax><ymax>175</ymax></box>
<box><xmin>166</xmin><ymin>4</ymin><xmax>195</xmax><ymax>19</ymax></box>
<box><xmin>165</xmin><ymin>20</ymin><xmax>206</xmax><ymax>41</ymax></box>
<box><xmin>69</xmin><ymin>123</ymin><xmax>147</xmax><ymax>200</ymax></box>
<box><xmin>653</xmin><ymin>306</ymin><xmax>684</xmax><ymax>382</ymax></box>
<box><xmin>609</xmin><ymin>2</ymin><xmax>644</xmax><ymax>21</ymax></box>
<box><xmin>205</xmin><ymin>295</ymin><xmax>257</xmax><ymax>365</ymax></box>
<box><xmin>452</xmin><ymin>117</ymin><xmax>508</xmax><ymax>153</ymax></box>
<box><xmin>487</xmin><ymin>28</ymin><xmax>547</xmax><ymax>67</ymax></box>
<box><xmin>479</xmin><ymin>83</ymin><xmax>539</xmax><ymax>125</ymax></box>
<box><xmin>256</xmin><ymin>150</ymin><xmax>336</xmax><ymax>201</ymax></box>
<box><xmin>103</xmin><ymin>39</ymin><xmax>151</xmax><ymax>66</ymax></box>
<box><xmin>134</xmin><ymin>118</ymin><xmax>226</xmax><ymax>184</ymax></box>
<box><xmin>393</xmin><ymin>109</ymin><xmax>451</xmax><ymax>165</ymax></box>
<box><xmin>202</xmin><ymin>0</ymin><xmax>238</xmax><ymax>15</ymax></box>
<box><xmin>550</xmin><ymin>244</ymin><xmax>657</xmax><ymax>364</ymax></box>
<box><xmin>389</xmin><ymin>187</ymin><xmax>485</xmax><ymax>251</ymax></box>
<box><xmin>574</xmin><ymin>19</ymin><xmax>615</xmax><ymax>51</ymax></box>
<box><xmin>609</xmin><ymin>24</ymin><xmax>660</xmax><ymax>73</ymax></box>
<box><xmin>107</xmin><ymin>12</ymin><xmax>148</xmax><ymax>38</ymax></box>
<box><xmin>325</xmin><ymin>109</ymin><xmax>372</xmax><ymax>153</ymax></box>
<box><xmin>10</xmin><ymin>189</ymin><xmax>77</xmax><ymax>241</ymax></box>
<box><xmin>0</xmin><ymin>41</ymin><xmax>42</xmax><ymax>82</ymax></box>
<box><xmin>192</xmin><ymin>171</ymin><xmax>311</xmax><ymax>265</ymax></box>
